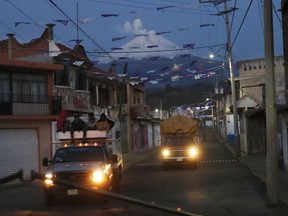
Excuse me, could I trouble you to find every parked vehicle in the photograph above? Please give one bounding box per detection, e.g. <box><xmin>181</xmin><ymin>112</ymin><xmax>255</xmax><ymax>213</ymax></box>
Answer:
<box><xmin>43</xmin><ymin>114</ymin><xmax>123</xmax><ymax>205</ymax></box>
<box><xmin>160</xmin><ymin>115</ymin><xmax>200</xmax><ymax>169</ymax></box>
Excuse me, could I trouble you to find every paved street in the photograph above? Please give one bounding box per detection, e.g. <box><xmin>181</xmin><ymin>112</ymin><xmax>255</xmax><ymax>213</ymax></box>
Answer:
<box><xmin>1</xmin><ymin>130</ymin><xmax>288</xmax><ymax>216</ymax></box>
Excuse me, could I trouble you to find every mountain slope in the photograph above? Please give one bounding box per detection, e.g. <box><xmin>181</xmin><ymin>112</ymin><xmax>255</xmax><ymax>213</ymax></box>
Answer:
<box><xmin>96</xmin><ymin>33</ymin><xmax>235</xmax><ymax>89</ymax></box>
<box><xmin>98</xmin><ymin>33</ymin><xmax>192</xmax><ymax>63</ymax></box>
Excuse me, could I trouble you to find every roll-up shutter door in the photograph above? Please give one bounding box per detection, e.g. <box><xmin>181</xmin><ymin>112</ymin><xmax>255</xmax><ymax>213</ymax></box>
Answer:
<box><xmin>0</xmin><ymin>129</ymin><xmax>39</xmax><ymax>181</ymax></box>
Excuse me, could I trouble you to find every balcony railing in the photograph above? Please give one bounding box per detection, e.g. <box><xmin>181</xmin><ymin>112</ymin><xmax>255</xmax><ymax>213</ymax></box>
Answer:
<box><xmin>0</xmin><ymin>94</ymin><xmax>62</xmax><ymax>116</ymax></box>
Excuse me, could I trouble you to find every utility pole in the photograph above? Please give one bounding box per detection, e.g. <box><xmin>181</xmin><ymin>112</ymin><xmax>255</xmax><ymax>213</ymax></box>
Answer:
<box><xmin>224</xmin><ymin>0</ymin><xmax>240</xmax><ymax>156</ymax></box>
<box><xmin>264</xmin><ymin>0</ymin><xmax>278</xmax><ymax>206</ymax></box>
<box><xmin>282</xmin><ymin>0</ymin><xmax>288</xmax><ymax>103</ymax></box>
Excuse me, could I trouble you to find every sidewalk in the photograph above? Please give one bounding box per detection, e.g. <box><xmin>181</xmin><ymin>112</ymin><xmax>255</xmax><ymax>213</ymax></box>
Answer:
<box><xmin>218</xmin><ymin>133</ymin><xmax>288</xmax><ymax>207</ymax></box>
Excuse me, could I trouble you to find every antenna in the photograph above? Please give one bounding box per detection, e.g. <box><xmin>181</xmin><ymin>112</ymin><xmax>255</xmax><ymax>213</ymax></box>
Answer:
<box><xmin>76</xmin><ymin>2</ymin><xmax>79</xmax><ymax>41</ymax></box>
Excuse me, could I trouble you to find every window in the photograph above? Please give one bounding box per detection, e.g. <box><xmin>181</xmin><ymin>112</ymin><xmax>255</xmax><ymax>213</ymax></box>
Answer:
<box><xmin>75</xmin><ymin>69</ymin><xmax>87</xmax><ymax>91</ymax></box>
<box><xmin>244</xmin><ymin>64</ymin><xmax>247</xmax><ymax>71</ymax></box>
<box><xmin>54</xmin><ymin>66</ymin><xmax>69</xmax><ymax>86</ymax></box>
<box><xmin>53</xmin><ymin>146</ymin><xmax>105</xmax><ymax>163</ymax></box>
<box><xmin>12</xmin><ymin>72</ymin><xmax>48</xmax><ymax>103</ymax></box>
<box><xmin>98</xmin><ymin>88</ymin><xmax>109</xmax><ymax>107</ymax></box>
<box><xmin>0</xmin><ymin>72</ymin><xmax>10</xmax><ymax>102</ymax></box>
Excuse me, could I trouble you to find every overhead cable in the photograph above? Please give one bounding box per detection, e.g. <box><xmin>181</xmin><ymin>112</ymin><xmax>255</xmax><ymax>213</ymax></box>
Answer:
<box><xmin>48</xmin><ymin>0</ymin><xmax>125</xmax><ymax>69</ymax></box>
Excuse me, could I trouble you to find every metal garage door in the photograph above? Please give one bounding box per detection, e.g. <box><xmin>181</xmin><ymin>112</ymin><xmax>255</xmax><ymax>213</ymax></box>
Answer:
<box><xmin>0</xmin><ymin>129</ymin><xmax>39</xmax><ymax>181</ymax></box>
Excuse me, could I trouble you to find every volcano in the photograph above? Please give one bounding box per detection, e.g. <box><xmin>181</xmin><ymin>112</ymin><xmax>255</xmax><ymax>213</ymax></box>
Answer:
<box><xmin>98</xmin><ymin>33</ymin><xmax>192</xmax><ymax>63</ymax></box>
<box><xmin>96</xmin><ymin>34</ymin><xmax>234</xmax><ymax>89</ymax></box>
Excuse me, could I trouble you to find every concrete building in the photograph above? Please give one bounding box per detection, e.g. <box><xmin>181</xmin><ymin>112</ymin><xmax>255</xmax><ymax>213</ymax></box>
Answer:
<box><xmin>0</xmin><ymin>59</ymin><xmax>63</xmax><ymax>180</ymax></box>
<box><xmin>236</xmin><ymin>56</ymin><xmax>287</xmax><ymax>166</ymax></box>
<box><xmin>0</xmin><ymin>24</ymin><xmax>158</xmax><ymax>180</ymax></box>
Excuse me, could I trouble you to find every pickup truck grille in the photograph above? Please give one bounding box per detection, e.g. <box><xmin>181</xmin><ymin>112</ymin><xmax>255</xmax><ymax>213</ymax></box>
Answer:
<box><xmin>55</xmin><ymin>171</ymin><xmax>90</xmax><ymax>184</ymax></box>
<box><xmin>170</xmin><ymin>150</ymin><xmax>187</xmax><ymax>157</ymax></box>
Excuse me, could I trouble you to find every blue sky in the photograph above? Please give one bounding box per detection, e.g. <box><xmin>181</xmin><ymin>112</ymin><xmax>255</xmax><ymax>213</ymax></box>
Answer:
<box><xmin>0</xmin><ymin>0</ymin><xmax>284</xmax><ymax>63</ymax></box>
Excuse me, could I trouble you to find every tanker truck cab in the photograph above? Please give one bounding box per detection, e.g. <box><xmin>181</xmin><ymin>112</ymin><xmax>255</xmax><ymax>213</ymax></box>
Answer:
<box><xmin>160</xmin><ymin>115</ymin><xmax>200</xmax><ymax>170</ymax></box>
<box><xmin>161</xmin><ymin>135</ymin><xmax>200</xmax><ymax>169</ymax></box>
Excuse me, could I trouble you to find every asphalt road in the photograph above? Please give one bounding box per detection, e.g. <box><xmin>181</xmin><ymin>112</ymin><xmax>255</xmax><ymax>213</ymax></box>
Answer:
<box><xmin>1</xmin><ymin>133</ymin><xmax>288</xmax><ymax>216</ymax></box>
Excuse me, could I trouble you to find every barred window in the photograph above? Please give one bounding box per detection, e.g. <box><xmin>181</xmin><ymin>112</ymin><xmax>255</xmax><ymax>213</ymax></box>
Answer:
<box><xmin>12</xmin><ymin>72</ymin><xmax>48</xmax><ymax>103</ymax></box>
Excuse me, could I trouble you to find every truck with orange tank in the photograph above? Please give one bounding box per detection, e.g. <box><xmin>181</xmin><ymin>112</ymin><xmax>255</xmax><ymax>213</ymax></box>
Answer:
<box><xmin>160</xmin><ymin>115</ymin><xmax>200</xmax><ymax>169</ymax></box>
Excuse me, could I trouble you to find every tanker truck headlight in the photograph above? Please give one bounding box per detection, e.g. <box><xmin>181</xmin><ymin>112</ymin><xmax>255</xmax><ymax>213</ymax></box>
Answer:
<box><xmin>189</xmin><ymin>147</ymin><xmax>198</xmax><ymax>157</ymax></box>
<box><xmin>162</xmin><ymin>149</ymin><xmax>170</xmax><ymax>157</ymax></box>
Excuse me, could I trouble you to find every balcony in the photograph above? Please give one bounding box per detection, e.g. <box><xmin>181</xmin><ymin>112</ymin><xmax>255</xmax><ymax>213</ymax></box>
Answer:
<box><xmin>53</xmin><ymin>86</ymin><xmax>92</xmax><ymax>113</ymax></box>
<box><xmin>0</xmin><ymin>94</ymin><xmax>61</xmax><ymax>116</ymax></box>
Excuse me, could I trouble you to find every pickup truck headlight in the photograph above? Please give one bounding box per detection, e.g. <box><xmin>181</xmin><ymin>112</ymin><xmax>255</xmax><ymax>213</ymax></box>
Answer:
<box><xmin>91</xmin><ymin>170</ymin><xmax>104</xmax><ymax>183</ymax></box>
<box><xmin>44</xmin><ymin>172</ymin><xmax>54</xmax><ymax>186</ymax></box>
<box><xmin>162</xmin><ymin>149</ymin><xmax>170</xmax><ymax>157</ymax></box>
<box><xmin>188</xmin><ymin>147</ymin><xmax>198</xmax><ymax>157</ymax></box>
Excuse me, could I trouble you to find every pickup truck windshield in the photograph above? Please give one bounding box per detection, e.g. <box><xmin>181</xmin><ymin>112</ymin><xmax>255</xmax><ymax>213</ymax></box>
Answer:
<box><xmin>164</xmin><ymin>137</ymin><xmax>194</xmax><ymax>146</ymax></box>
<box><xmin>53</xmin><ymin>146</ymin><xmax>105</xmax><ymax>163</ymax></box>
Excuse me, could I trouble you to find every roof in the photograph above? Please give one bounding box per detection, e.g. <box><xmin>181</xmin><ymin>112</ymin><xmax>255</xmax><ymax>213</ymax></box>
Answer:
<box><xmin>0</xmin><ymin>59</ymin><xmax>63</xmax><ymax>71</ymax></box>
<box><xmin>0</xmin><ymin>27</ymin><xmax>51</xmax><ymax>60</ymax></box>
<box><xmin>0</xmin><ymin>25</ymin><xmax>114</xmax><ymax>77</ymax></box>
<box><xmin>237</xmin><ymin>95</ymin><xmax>258</xmax><ymax>108</ymax></box>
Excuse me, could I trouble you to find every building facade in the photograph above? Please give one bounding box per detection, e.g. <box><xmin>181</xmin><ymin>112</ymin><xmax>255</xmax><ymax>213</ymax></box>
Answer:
<box><xmin>236</xmin><ymin>56</ymin><xmax>288</xmax><ymax>170</ymax></box>
<box><xmin>0</xmin><ymin>24</ymin><xmax>157</xmax><ymax>181</ymax></box>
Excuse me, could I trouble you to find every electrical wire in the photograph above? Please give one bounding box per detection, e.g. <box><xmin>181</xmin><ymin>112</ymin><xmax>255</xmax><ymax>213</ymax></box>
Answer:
<box><xmin>257</xmin><ymin>0</ymin><xmax>264</xmax><ymax>36</ymax></box>
<box><xmin>48</xmin><ymin>0</ymin><xmax>125</xmax><ymax>69</ymax></box>
<box><xmin>6</xmin><ymin>0</ymin><xmax>38</xmax><ymax>26</ymax></box>
<box><xmin>1</xmin><ymin>0</ymin><xmax>241</xmax><ymax>68</ymax></box>
<box><xmin>272</xmin><ymin>2</ymin><xmax>282</xmax><ymax>28</ymax></box>
<box><xmin>88</xmin><ymin>0</ymin><xmax>213</xmax><ymax>15</ymax></box>
<box><xmin>231</xmin><ymin>0</ymin><xmax>253</xmax><ymax>50</ymax></box>
<box><xmin>0</xmin><ymin>21</ymin><xmax>26</xmax><ymax>42</ymax></box>
<box><xmin>4</xmin><ymin>0</ymin><xmax>72</xmax><ymax>47</ymax></box>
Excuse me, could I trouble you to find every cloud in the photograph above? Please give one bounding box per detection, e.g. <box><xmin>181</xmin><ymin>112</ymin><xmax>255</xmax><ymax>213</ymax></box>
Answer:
<box><xmin>122</xmin><ymin>19</ymin><xmax>154</xmax><ymax>35</ymax></box>
<box><xmin>123</xmin><ymin>21</ymin><xmax>133</xmax><ymax>33</ymax></box>
<box><xmin>133</xmin><ymin>19</ymin><xmax>143</xmax><ymax>32</ymax></box>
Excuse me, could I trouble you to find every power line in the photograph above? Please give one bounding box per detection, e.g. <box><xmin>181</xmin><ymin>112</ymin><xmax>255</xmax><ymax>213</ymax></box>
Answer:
<box><xmin>4</xmin><ymin>0</ymin><xmax>72</xmax><ymax>48</ymax></box>
<box><xmin>231</xmin><ymin>0</ymin><xmax>253</xmax><ymax>50</ymax></box>
<box><xmin>88</xmin><ymin>0</ymin><xmax>214</xmax><ymax>15</ymax></box>
<box><xmin>3</xmin><ymin>42</ymin><xmax>227</xmax><ymax>57</ymax></box>
<box><xmin>0</xmin><ymin>20</ymin><xmax>26</xmax><ymax>42</ymax></box>
<box><xmin>257</xmin><ymin>0</ymin><xmax>264</xmax><ymax>36</ymax></box>
<box><xmin>48</xmin><ymin>0</ymin><xmax>125</xmax><ymax>69</ymax></box>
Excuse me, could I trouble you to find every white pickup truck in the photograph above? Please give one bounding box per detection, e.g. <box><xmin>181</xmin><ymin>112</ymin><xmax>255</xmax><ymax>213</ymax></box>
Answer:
<box><xmin>43</xmin><ymin>116</ymin><xmax>123</xmax><ymax>205</ymax></box>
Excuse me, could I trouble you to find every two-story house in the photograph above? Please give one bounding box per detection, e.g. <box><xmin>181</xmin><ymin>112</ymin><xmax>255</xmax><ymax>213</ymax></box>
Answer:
<box><xmin>0</xmin><ymin>24</ymin><xmax>121</xmax><ymax>180</ymax></box>
<box><xmin>236</xmin><ymin>57</ymin><xmax>286</xmax><ymax>164</ymax></box>
<box><xmin>0</xmin><ymin>24</ymin><xmax>158</xmax><ymax>180</ymax></box>
<box><xmin>0</xmin><ymin>59</ymin><xmax>63</xmax><ymax>180</ymax></box>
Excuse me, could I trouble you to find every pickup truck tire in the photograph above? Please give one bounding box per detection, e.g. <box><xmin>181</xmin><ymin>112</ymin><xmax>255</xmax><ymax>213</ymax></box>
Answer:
<box><xmin>111</xmin><ymin>169</ymin><xmax>121</xmax><ymax>191</ymax></box>
<box><xmin>44</xmin><ymin>191</ymin><xmax>55</xmax><ymax>206</ymax></box>
<box><xmin>162</xmin><ymin>162</ymin><xmax>170</xmax><ymax>170</ymax></box>
<box><xmin>191</xmin><ymin>161</ymin><xmax>197</xmax><ymax>170</ymax></box>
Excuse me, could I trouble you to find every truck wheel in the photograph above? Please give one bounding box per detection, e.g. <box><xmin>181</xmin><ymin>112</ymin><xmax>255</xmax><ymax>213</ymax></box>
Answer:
<box><xmin>112</xmin><ymin>169</ymin><xmax>120</xmax><ymax>191</ymax></box>
<box><xmin>162</xmin><ymin>162</ymin><xmax>170</xmax><ymax>170</ymax></box>
<box><xmin>45</xmin><ymin>192</ymin><xmax>55</xmax><ymax>206</ymax></box>
<box><xmin>191</xmin><ymin>161</ymin><xmax>197</xmax><ymax>170</ymax></box>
